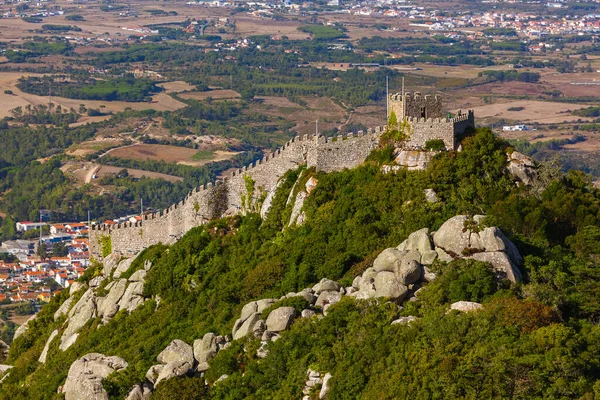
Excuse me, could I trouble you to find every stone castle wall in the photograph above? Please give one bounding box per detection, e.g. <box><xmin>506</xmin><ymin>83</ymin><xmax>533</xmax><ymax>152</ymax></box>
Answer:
<box><xmin>405</xmin><ymin>111</ymin><xmax>474</xmax><ymax>150</ymax></box>
<box><xmin>389</xmin><ymin>92</ymin><xmax>444</xmax><ymax>120</ymax></box>
<box><xmin>89</xmin><ymin>108</ymin><xmax>475</xmax><ymax>259</ymax></box>
<box><xmin>90</xmin><ymin>130</ymin><xmax>382</xmax><ymax>258</ymax></box>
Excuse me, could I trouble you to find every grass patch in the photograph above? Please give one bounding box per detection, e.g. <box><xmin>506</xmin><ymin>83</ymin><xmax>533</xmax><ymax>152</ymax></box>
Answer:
<box><xmin>436</xmin><ymin>77</ymin><xmax>470</xmax><ymax>89</ymax></box>
<box><xmin>298</xmin><ymin>25</ymin><xmax>346</xmax><ymax>40</ymax></box>
<box><xmin>191</xmin><ymin>150</ymin><xmax>215</xmax><ymax>161</ymax></box>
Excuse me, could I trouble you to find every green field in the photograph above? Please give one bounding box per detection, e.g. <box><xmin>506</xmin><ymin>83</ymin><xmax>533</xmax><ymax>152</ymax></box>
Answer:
<box><xmin>190</xmin><ymin>150</ymin><xmax>215</xmax><ymax>161</ymax></box>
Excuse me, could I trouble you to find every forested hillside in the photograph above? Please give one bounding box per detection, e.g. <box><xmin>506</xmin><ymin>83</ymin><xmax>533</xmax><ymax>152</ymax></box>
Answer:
<box><xmin>2</xmin><ymin>129</ymin><xmax>600</xmax><ymax>399</ymax></box>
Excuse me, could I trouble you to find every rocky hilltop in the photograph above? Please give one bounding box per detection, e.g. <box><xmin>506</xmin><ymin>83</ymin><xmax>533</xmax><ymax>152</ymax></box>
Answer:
<box><xmin>1</xmin><ymin>129</ymin><xmax>599</xmax><ymax>399</ymax></box>
<box><xmin>25</xmin><ymin>213</ymin><xmax>525</xmax><ymax>400</ymax></box>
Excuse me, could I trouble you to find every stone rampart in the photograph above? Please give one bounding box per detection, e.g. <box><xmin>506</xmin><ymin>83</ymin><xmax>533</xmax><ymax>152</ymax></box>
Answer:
<box><xmin>389</xmin><ymin>92</ymin><xmax>443</xmax><ymax>120</ymax></box>
<box><xmin>405</xmin><ymin>111</ymin><xmax>474</xmax><ymax>150</ymax></box>
<box><xmin>90</xmin><ymin>129</ymin><xmax>382</xmax><ymax>258</ymax></box>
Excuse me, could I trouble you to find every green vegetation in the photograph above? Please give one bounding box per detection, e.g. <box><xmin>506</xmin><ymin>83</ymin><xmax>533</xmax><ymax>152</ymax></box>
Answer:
<box><xmin>573</xmin><ymin>106</ymin><xmax>600</xmax><ymax>117</ymax></box>
<box><xmin>5</xmin><ymin>40</ymin><xmax>72</xmax><ymax>62</ymax></box>
<box><xmin>298</xmin><ymin>25</ymin><xmax>347</xmax><ymax>40</ymax></box>
<box><xmin>3</xmin><ymin>129</ymin><xmax>600</xmax><ymax>398</ymax></box>
<box><xmin>479</xmin><ymin>70</ymin><xmax>540</xmax><ymax>83</ymax></box>
<box><xmin>0</xmin><ymin>121</ymin><xmax>96</xmax><ymax>166</ymax></box>
<box><xmin>507</xmin><ymin>106</ymin><xmax>525</xmax><ymax>111</ymax></box>
<box><xmin>41</xmin><ymin>25</ymin><xmax>82</xmax><ymax>33</ymax></box>
<box><xmin>100</xmin><ymin>235</ymin><xmax>112</xmax><ymax>258</ymax></box>
<box><xmin>65</xmin><ymin>15</ymin><xmax>85</xmax><ymax>21</ymax></box>
<box><xmin>21</xmin><ymin>17</ymin><xmax>42</xmax><ymax>23</ymax></box>
<box><xmin>190</xmin><ymin>150</ymin><xmax>215</xmax><ymax>161</ymax></box>
<box><xmin>381</xmin><ymin>111</ymin><xmax>411</xmax><ymax>144</ymax></box>
<box><xmin>144</xmin><ymin>9</ymin><xmax>178</xmax><ymax>16</ymax></box>
<box><xmin>11</xmin><ymin>104</ymin><xmax>80</xmax><ymax>125</ymax></box>
<box><xmin>424</xmin><ymin>139</ymin><xmax>446</xmax><ymax>151</ymax></box>
<box><xmin>490</xmin><ymin>41</ymin><xmax>527</xmax><ymax>52</ymax></box>
<box><xmin>483</xmin><ymin>27</ymin><xmax>518</xmax><ymax>36</ymax></box>
<box><xmin>17</xmin><ymin>76</ymin><xmax>161</xmax><ymax>102</ymax></box>
<box><xmin>84</xmin><ymin>42</ymin><xmax>398</xmax><ymax>106</ymax></box>
<box><xmin>100</xmin><ymin>4</ymin><xmax>127</xmax><ymax>11</ymax></box>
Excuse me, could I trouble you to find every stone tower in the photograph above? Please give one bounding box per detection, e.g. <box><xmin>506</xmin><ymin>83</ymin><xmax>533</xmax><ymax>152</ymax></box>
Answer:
<box><xmin>389</xmin><ymin>92</ymin><xmax>444</xmax><ymax>120</ymax></box>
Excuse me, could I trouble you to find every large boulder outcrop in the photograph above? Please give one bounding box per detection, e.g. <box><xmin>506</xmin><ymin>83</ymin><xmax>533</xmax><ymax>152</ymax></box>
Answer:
<box><xmin>233</xmin><ymin>312</ymin><xmax>262</xmax><ymax>340</ymax></box>
<box><xmin>69</xmin><ymin>281</ymin><xmax>87</xmax><ymax>296</ymax></box>
<box><xmin>373</xmin><ymin>248</ymin><xmax>404</xmax><ymax>272</ymax></box>
<box><xmin>320</xmin><ymin>372</ymin><xmax>332</xmax><ymax>399</ymax></box>
<box><xmin>240</xmin><ymin>302</ymin><xmax>258</xmax><ymax>322</ymax></box>
<box><xmin>471</xmin><ymin>251</ymin><xmax>522</xmax><ymax>282</ymax></box>
<box><xmin>145</xmin><ymin>364</ymin><xmax>164</xmax><ymax>384</ymax></box>
<box><xmin>433</xmin><ymin>215</ymin><xmax>473</xmax><ymax>256</ymax></box>
<box><xmin>450</xmin><ymin>301</ymin><xmax>483</xmax><ymax>313</ymax></box>
<box><xmin>289</xmin><ymin>191</ymin><xmax>307</xmax><ymax>227</ymax></box>
<box><xmin>194</xmin><ymin>333</ymin><xmax>218</xmax><ymax>365</ymax></box>
<box><xmin>125</xmin><ymin>383</ymin><xmax>152</xmax><ymax>400</ymax></box>
<box><xmin>113</xmin><ymin>258</ymin><xmax>134</xmax><ymax>279</ymax></box>
<box><xmin>291</xmin><ymin>288</ymin><xmax>317</xmax><ymax>305</ymax></box>
<box><xmin>157</xmin><ymin>339</ymin><xmax>194</xmax><ymax>365</ymax></box>
<box><xmin>508</xmin><ymin>151</ymin><xmax>537</xmax><ymax>185</ymax></box>
<box><xmin>315</xmin><ymin>290</ymin><xmax>343</xmax><ymax>308</ymax></box>
<box><xmin>97</xmin><ymin>279</ymin><xmax>127</xmax><ymax>322</ymax></box>
<box><xmin>102</xmin><ymin>253</ymin><xmax>121</xmax><ymax>277</ymax></box>
<box><xmin>394</xmin><ymin>258</ymin><xmax>423</xmax><ymax>285</ymax></box>
<box><xmin>478</xmin><ymin>227</ymin><xmax>523</xmax><ymax>266</ymax></box>
<box><xmin>38</xmin><ymin>330</ymin><xmax>59</xmax><ymax>364</ymax></box>
<box><xmin>256</xmin><ymin>298</ymin><xmax>276</xmax><ymax>312</ymax></box>
<box><xmin>13</xmin><ymin>314</ymin><xmax>36</xmax><ymax>341</ymax></box>
<box><xmin>312</xmin><ymin>278</ymin><xmax>342</xmax><ymax>294</ymax></box>
<box><xmin>0</xmin><ymin>341</ymin><xmax>8</xmax><ymax>363</ymax></box>
<box><xmin>63</xmin><ymin>353</ymin><xmax>128</xmax><ymax>400</ymax></box>
<box><xmin>395</xmin><ymin>149</ymin><xmax>435</xmax><ymax>170</ymax></box>
<box><xmin>54</xmin><ymin>297</ymin><xmax>74</xmax><ymax>321</ymax></box>
<box><xmin>154</xmin><ymin>360</ymin><xmax>193</xmax><ymax>386</ymax></box>
<box><xmin>265</xmin><ymin>307</ymin><xmax>296</xmax><ymax>332</ymax></box>
<box><xmin>128</xmin><ymin>269</ymin><xmax>147</xmax><ymax>282</ymax></box>
<box><xmin>431</xmin><ymin>215</ymin><xmax>523</xmax><ymax>282</ymax></box>
<box><xmin>404</xmin><ymin>228</ymin><xmax>433</xmax><ymax>254</ymax></box>
<box><xmin>61</xmin><ymin>288</ymin><xmax>97</xmax><ymax>350</ymax></box>
<box><xmin>118</xmin><ymin>281</ymin><xmax>145</xmax><ymax>313</ymax></box>
<box><xmin>374</xmin><ymin>272</ymin><xmax>408</xmax><ymax>301</ymax></box>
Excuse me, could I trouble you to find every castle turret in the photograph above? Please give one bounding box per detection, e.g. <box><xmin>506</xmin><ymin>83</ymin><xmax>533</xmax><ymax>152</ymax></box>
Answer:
<box><xmin>389</xmin><ymin>92</ymin><xmax>444</xmax><ymax>121</ymax></box>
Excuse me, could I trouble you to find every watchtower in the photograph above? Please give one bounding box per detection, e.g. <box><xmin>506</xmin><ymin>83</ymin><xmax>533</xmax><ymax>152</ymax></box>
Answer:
<box><xmin>389</xmin><ymin>92</ymin><xmax>444</xmax><ymax>120</ymax></box>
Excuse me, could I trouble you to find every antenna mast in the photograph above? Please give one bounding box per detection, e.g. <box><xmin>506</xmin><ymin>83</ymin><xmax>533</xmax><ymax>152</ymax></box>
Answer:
<box><xmin>386</xmin><ymin>75</ymin><xmax>389</xmax><ymax>119</ymax></box>
<box><xmin>401</xmin><ymin>76</ymin><xmax>405</xmax><ymax>120</ymax></box>
<box><xmin>39</xmin><ymin>210</ymin><xmax>42</xmax><ymax>247</ymax></box>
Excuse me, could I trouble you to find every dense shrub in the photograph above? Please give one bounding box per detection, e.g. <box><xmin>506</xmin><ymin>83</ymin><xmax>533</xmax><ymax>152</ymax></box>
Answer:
<box><xmin>2</xmin><ymin>129</ymin><xmax>600</xmax><ymax>398</ymax></box>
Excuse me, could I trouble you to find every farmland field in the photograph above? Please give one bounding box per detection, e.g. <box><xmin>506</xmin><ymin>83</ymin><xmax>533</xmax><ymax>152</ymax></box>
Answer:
<box><xmin>107</xmin><ymin>143</ymin><xmax>238</xmax><ymax>166</ymax></box>
<box><xmin>178</xmin><ymin>89</ymin><xmax>241</xmax><ymax>101</ymax></box>
<box><xmin>94</xmin><ymin>165</ymin><xmax>184</xmax><ymax>182</ymax></box>
<box><xmin>0</xmin><ymin>73</ymin><xmax>187</xmax><ymax>118</ymax></box>
<box><xmin>463</xmin><ymin>100</ymin><xmax>593</xmax><ymax>124</ymax></box>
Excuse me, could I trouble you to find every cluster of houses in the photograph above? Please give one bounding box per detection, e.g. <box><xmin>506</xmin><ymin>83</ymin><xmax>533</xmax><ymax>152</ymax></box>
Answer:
<box><xmin>0</xmin><ymin>251</ymin><xmax>87</xmax><ymax>303</ymax></box>
<box><xmin>471</xmin><ymin>11</ymin><xmax>600</xmax><ymax>36</ymax></box>
<box><xmin>0</xmin><ymin>212</ymin><xmax>157</xmax><ymax>305</ymax></box>
<box><xmin>181</xmin><ymin>0</ymin><xmax>600</xmax><ymax>38</ymax></box>
<box><xmin>0</xmin><ymin>222</ymin><xmax>92</xmax><ymax>304</ymax></box>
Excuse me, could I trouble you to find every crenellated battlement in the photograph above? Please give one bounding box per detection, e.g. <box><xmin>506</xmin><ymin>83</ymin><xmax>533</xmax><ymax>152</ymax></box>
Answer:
<box><xmin>389</xmin><ymin>91</ymin><xmax>444</xmax><ymax>121</ymax></box>
<box><xmin>89</xmin><ymin>127</ymin><xmax>382</xmax><ymax>257</ymax></box>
